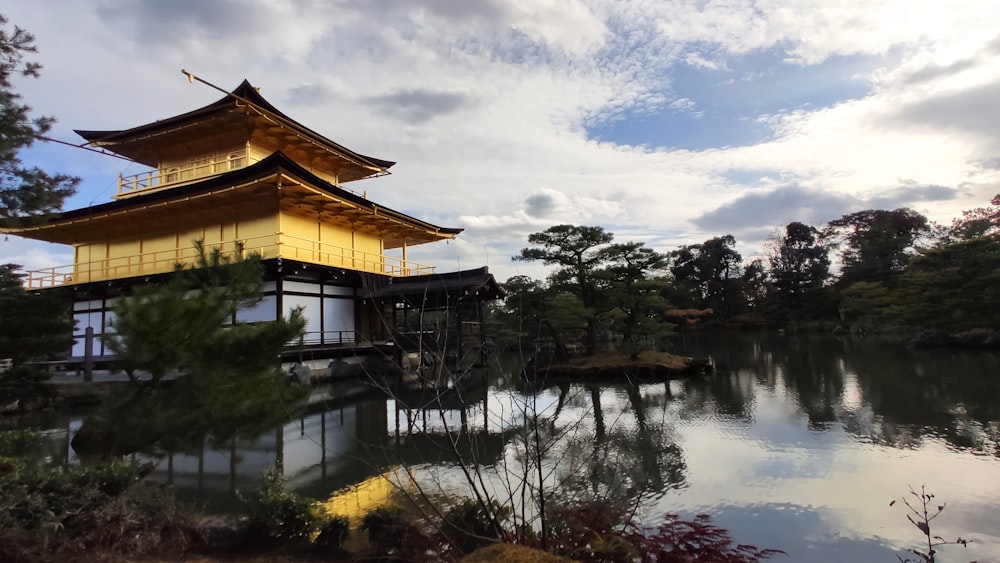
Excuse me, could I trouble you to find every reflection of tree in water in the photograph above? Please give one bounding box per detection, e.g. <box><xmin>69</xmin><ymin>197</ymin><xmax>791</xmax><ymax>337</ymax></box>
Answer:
<box><xmin>769</xmin><ymin>335</ymin><xmax>847</xmax><ymax>428</ymax></box>
<box><xmin>554</xmin><ymin>382</ymin><xmax>686</xmax><ymax>508</ymax></box>
<box><xmin>843</xmin><ymin>343</ymin><xmax>1000</xmax><ymax>454</ymax></box>
<box><xmin>678</xmin><ymin>331</ymin><xmax>1000</xmax><ymax>456</ymax></box>
<box><xmin>706</xmin><ymin>332</ymin><xmax>847</xmax><ymax>427</ymax></box>
<box><xmin>71</xmin><ymin>371</ymin><xmax>305</xmax><ymax>463</ymax></box>
<box><xmin>678</xmin><ymin>332</ymin><xmax>847</xmax><ymax>423</ymax></box>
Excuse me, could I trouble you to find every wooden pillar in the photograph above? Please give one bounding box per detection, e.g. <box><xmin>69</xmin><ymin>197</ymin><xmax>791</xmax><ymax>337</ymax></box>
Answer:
<box><xmin>456</xmin><ymin>302</ymin><xmax>464</xmax><ymax>369</ymax></box>
<box><xmin>479</xmin><ymin>300</ymin><xmax>487</xmax><ymax>366</ymax></box>
<box><xmin>83</xmin><ymin>326</ymin><xmax>94</xmax><ymax>382</ymax></box>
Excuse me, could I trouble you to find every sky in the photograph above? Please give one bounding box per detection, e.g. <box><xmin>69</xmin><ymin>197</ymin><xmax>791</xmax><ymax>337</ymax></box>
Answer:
<box><xmin>4</xmin><ymin>0</ymin><xmax>1000</xmax><ymax>283</ymax></box>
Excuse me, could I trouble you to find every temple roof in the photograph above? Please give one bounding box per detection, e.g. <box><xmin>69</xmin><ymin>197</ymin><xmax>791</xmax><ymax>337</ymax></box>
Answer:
<box><xmin>75</xmin><ymin>80</ymin><xmax>394</xmax><ymax>182</ymax></box>
<box><xmin>4</xmin><ymin>151</ymin><xmax>460</xmax><ymax>249</ymax></box>
<box><xmin>373</xmin><ymin>266</ymin><xmax>506</xmax><ymax>307</ymax></box>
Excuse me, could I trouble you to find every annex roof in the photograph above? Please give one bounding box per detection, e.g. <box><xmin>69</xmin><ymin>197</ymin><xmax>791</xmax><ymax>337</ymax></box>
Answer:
<box><xmin>373</xmin><ymin>266</ymin><xmax>506</xmax><ymax>308</ymax></box>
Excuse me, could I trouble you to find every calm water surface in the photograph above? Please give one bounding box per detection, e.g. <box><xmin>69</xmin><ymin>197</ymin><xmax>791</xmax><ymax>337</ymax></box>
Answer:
<box><xmin>22</xmin><ymin>332</ymin><xmax>1000</xmax><ymax>561</ymax></box>
<box><xmin>665</xmin><ymin>332</ymin><xmax>1000</xmax><ymax>562</ymax></box>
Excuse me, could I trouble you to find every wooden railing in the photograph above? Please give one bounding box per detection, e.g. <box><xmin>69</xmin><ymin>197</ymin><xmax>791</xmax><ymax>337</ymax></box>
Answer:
<box><xmin>276</xmin><ymin>233</ymin><xmax>437</xmax><ymax>277</ymax></box>
<box><xmin>297</xmin><ymin>331</ymin><xmax>361</xmax><ymax>346</ymax></box>
<box><xmin>22</xmin><ymin>234</ymin><xmax>435</xmax><ymax>289</ymax></box>
<box><xmin>115</xmin><ymin>147</ymin><xmax>370</xmax><ymax>199</ymax></box>
<box><xmin>117</xmin><ymin>147</ymin><xmax>255</xmax><ymax>198</ymax></box>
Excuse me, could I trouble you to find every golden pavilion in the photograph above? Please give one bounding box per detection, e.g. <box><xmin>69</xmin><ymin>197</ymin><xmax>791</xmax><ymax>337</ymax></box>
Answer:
<box><xmin>5</xmin><ymin>79</ymin><xmax>502</xmax><ymax>366</ymax></box>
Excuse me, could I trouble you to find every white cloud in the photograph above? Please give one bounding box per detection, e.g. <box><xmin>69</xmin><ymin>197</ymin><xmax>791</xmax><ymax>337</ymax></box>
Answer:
<box><xmin>3</xmin><ymin>0</ymin><xmax>1000</xmax><ymax>283</ymax></box>
<box><xmin>684</xmin><ymin>52</ymin><xmax>725</xmax><ymax>71</ymax></box>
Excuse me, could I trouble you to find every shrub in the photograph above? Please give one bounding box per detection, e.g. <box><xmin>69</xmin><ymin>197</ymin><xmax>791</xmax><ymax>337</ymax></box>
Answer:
<box><xmin>0</xmin><ymin>429</ymin><xmax>45</xmax><ymax>480</ymax></box>
<box><xmin>242</xmin><ymin>469</ymin><xmax>325</xmax><ymax>544</ymax></box>
<box><xmin>624</xmin><ymin>513</ymin><xmax>784</xmax><ymax>563</ymax></box>
<box><xmin>313</xmin><ymin>513</ymin><xmax>351</xmax><ymax>551</ymax></box>
<box><xmin>361</xmin><ymin>504</ymin><xmax>408</xmax><ymax>550</ymax></box>
<box><xmin>443</xmin><ymin>498</ymin><xmax>512</xmax><ymax>554</ymax></box>
<box><xmin>54</xmin><ymin>480</ymin><xmax>191</xmax><ymax>559</ymax></box>
<box><xmin>0</xmin><ymin>459</ymin><xmax>189</xmax><ymax>562</ymax></box>
<box><xmin>0</xmin><ymin>428</ymin><xmax>44</xmax><ymax>454</ymax></box>
<box><xmin>546</xmin><ymin>500</ymin><xmax>782</xmax><ymax>563</ymax></box>
<box><xmin>360</xmin><ymin>503</ymin><xmax>440</xmax><ymax>560</ymax></box>
<box><xmin>0</xmin><ymin>366</ymin><xmax>56</xmax><ymax>410</ymax></box>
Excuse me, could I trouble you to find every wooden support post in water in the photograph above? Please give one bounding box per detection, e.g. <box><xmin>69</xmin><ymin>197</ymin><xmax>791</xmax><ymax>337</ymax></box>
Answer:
<box><xmin>83</xmin><ymin>326</ymin><xmax>94</xmax><ymax>382</ymax></box>
<box><xmin>321</xmin><ymin>411</ymin><xmax>327</xmax><ymax>479</ymax></box>
<box><xmin>198</xmin><ymin>444</ymin><xmax>205</xmax><ymax>495</ymax></box>
<box><xmin>275</xmin><ymin>425</ymin><xmax>285</xmax><ymax>472</ymax></box>
<box><xmin>230</xmin><ymin>436</ymin><xmax>238</xmax><ymax>493</ymax></box>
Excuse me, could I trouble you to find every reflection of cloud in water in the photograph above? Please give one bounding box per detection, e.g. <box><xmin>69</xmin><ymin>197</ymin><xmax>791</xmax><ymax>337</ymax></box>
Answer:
<box><xmin>682</xmin><ymin>503</ymin><xmax>899</xmax><ymax>561</ymax></box>
<box><xmin>669</xmin><ymin>381</ymin><xmax>1000</xmax><ymax>561</ymax></box>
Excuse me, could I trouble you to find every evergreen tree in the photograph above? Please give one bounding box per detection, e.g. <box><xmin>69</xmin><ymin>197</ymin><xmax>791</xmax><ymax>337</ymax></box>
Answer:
<box><xmin>511</xmin><ymin>226</ymin><xmax>677</xmax><ymax>357</ymax></box>
<box><xmin>0</xmin><ymin>16</ymin><xmax>78</xmax><ymax>224</ymax></box>
<box><xmin>891</xmin><ymin>235</ymin><xmax>1000</xmax><ymax>332</ymax></box>
<box><xmin>76</xmin><ymin>242</ymin><xmax>307</xmax><ymax>457</ymax></box>
<box><xmin>885</xmin><ymin>194</ymin><xmax>1000</xmax><ymax>332</ymax></box>
<box><xmin>767</xmin><ymin>222</ymin><xmax>832</xmax><ymax>321</ymax></box>
<box><xmin>947</xmin><ymin>194</ymin><xmax>1000</xmax><ymax>241</ymax></box>
<box><xmin>594</xmin><ymin>242</ymin><xmax>673</xmax><ymax>357</ymax></box>
<box><xmin>823</xmin><ymin>208</ymin><xmax>930</xmax><ymax>287</ymax></box>
<box><xmin>839</xmin><ymin>281</ymin><xmax>893</xmax><ymax>329</ymax></box>
<box><xmin>496</xmin><ymin>275</ymin><xmax>587</xmax><ymax>359</ymax></box>
<box><xmin>0</xmin><ymin>263</ymin><xmax>72</xmax><ymax>406</ymax></box>
<box><xmin>0</xmin><ymin>263</ymin><xmax>72</xmax><ymax>365</ymax></box>
<box><xmin>0</xmin><ymin>17</ymin><xmax>76</xmax><ymax>407</ymax></box>
<box><xmin>667</xmin><ymin>234</ymin><xmax>745</xmax><ymax>315</ymax></box>
<box><xmin>514</xmin><ymin>225</ymin><xmax>614</xmax><ymax>354</ymax></box>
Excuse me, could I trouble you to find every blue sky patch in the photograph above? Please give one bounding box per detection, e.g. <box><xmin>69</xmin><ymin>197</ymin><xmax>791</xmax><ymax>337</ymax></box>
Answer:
<box><xmin>587</xmin><ymin>47</ymin><xmax>880</xmax><ymax>151</ymax></box>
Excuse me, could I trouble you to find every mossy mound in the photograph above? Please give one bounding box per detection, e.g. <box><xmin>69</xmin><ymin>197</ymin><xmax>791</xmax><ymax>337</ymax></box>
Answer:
<box><xmin>533</xmin><ymin>350</ymin><xmax>711</xmax><ymax>381</ymax></box>
<box><xmin>461</xmin><ymin>543</ymin><xmax>575</xmax><ymax>562</ymax></box>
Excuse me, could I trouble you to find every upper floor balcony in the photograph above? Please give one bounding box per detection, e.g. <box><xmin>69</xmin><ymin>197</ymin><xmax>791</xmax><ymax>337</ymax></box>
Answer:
<box><xmin>115</xmin><ymin>146</ymin><xmax>368</xmax><ymax>200</ymax></box>
<box><xmin>116</xmin><ymin>147</ymin><xmax>258</xmax><ymax>199</ymax></box>
<box><xmin>21</xmin><ymin>233</ymin><xmax>436</xmax><ymax>289</ymax></box>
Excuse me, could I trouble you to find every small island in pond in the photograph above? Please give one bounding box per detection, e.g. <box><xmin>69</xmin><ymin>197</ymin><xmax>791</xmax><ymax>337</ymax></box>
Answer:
<box><xmin>528</xmin><ymin>350</ymin><xmax>713</xmax><ymax>381</ymax></box>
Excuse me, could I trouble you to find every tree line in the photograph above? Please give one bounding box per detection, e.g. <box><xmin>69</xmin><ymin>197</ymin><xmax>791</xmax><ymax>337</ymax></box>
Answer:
<box><xmin>496</xmin><ymin>196</ymin><xmax>1000</xmax><ymax>354</ymax></box>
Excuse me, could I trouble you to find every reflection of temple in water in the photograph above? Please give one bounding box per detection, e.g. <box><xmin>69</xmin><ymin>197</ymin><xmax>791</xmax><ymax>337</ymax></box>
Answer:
<box><xmin>41</xmin><ymin>377</ymin><xmax>690</xmax><ymax>518</ymax></box>
<box><xmin>141</xmin><ymin>379</ymin><xmax>505</xmax><ymax>508</ymax></box>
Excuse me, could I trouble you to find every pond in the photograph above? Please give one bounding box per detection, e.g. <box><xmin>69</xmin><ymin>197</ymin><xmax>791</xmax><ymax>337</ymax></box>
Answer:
<box><xmin>19</xmin><ymin>332</ymin><xmax>1000</xmax><ymax>561</ymax></box>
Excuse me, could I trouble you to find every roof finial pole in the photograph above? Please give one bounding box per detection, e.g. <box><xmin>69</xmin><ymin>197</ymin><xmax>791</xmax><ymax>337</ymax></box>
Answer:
<box><xmin>180</xmin><ymin>69</ymin><xmax>230</xmax><ymax>96</ymax></box>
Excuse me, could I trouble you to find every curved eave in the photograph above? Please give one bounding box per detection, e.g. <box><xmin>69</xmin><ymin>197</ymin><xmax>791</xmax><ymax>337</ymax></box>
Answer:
<box><xmin>74</xmin><ymin>79</ymin><xmax>395</xmax><ymax>172</ymax></box>
<box><xmin>4</xmin><ymin>152</ymin><xmax>461</xmax><ymax>247</ymax></box>
<box><xmin>374</xmin><ymin>266</ymin><xmax>507</xmax><ymax>306</ymax></box>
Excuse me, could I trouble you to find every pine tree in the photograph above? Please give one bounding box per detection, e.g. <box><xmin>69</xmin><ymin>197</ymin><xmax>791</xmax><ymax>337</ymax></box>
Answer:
<box><xmin>0</xmin><ymin>263</ymin><xmax>73</xmax><ymax>406</ymax></box>
<box><xmin>0</xmin><ymin>15</ymin><xmax>77</xmax><ymax>224</ymax></box>
<box><xmin>76</xmin><ymin>242</ymin><xmax>308</xmax><ymax>457</ymax></box>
